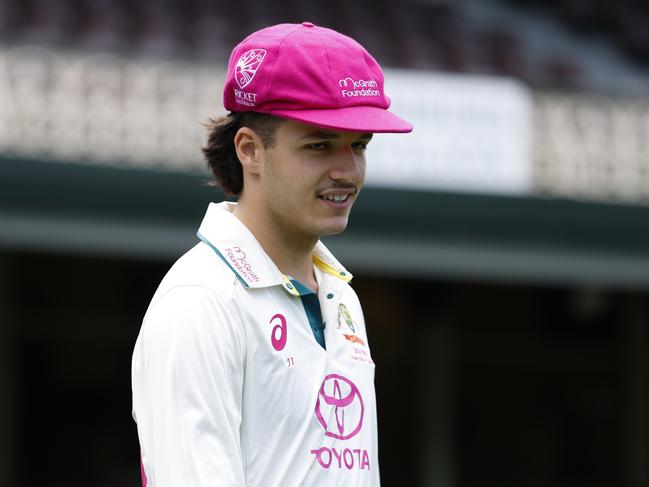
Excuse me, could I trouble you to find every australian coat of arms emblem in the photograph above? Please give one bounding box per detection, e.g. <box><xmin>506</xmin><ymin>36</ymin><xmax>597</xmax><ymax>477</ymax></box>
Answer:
<box><xmin>337</xmin><ymin>303</ymin><xmax>365</xmax><ymax>346</ymax></box>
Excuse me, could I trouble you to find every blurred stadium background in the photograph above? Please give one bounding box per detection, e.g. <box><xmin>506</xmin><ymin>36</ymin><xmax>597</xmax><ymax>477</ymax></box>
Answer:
<box><xmin>1</xmin><ymin>0</ymin><xmax>649</xmax><ymax>486</ymax></box>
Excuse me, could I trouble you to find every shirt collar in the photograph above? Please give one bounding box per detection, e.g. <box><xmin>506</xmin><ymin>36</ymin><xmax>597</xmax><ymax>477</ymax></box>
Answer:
<box><xmin>197</xmin><ymin>201</ymin><xmax>352</xmax><ymax>294</ymax></box>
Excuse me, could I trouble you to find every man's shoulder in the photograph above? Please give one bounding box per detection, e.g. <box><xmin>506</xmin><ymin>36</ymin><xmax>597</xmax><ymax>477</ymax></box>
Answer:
<box><xmin>135</xmin><ymin>242</ymin><xmax>246</xmax><ymax>363</ymax></box>
<box><xmin>152</xmin><ymin>241</ymin><xmax>239</xmax><ymax>306</ymax></box>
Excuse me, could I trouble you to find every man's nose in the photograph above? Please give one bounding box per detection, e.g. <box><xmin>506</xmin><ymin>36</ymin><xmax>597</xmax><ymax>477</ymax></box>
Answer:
<box><xmin>329</xmin><ymin>146</ymin><xmax>363</xmax><ymax>182</ymax></box>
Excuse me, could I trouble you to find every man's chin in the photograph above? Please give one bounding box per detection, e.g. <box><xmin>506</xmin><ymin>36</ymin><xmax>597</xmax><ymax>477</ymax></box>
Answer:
<box><xmin>317</xmin><ymin>218</ymin><xmax>350</xmax><ymax>237</ymax></box>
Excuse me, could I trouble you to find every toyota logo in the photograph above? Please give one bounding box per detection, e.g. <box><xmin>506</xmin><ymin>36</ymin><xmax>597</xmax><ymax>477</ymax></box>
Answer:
<box><xmin>314</xmin><ymin>374</ymin><xmax>364</xmax><ymax>440</ymax></box>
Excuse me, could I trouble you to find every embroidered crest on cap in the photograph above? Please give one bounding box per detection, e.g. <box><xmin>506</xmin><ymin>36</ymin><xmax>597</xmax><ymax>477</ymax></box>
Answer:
<box><xmin>235</xmin><ymin>49</ymin><xmax>267</xmax><ymax>89</ymax></box>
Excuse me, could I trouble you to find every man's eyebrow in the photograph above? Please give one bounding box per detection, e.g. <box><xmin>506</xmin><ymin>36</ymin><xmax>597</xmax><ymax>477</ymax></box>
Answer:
<box><xmin>299</xmin><ymin>131</ymin><xmax>374</xmax><ymax>141</ymax></box>
<box><xmin>299</xmin><ymin>131</ymin><xmax>341</xmax><ymax>140</ymax></box>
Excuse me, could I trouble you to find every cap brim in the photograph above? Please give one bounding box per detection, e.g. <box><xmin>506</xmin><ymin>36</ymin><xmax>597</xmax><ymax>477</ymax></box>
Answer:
<box><xmin>268</xmin><ymin>105</ymin><xmax>413</xmax><ymax>133</ymax></box>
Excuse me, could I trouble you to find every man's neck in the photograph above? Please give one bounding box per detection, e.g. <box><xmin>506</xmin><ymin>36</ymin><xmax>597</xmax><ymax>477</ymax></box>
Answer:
<box><xmin>233</xmin><ymin>203</ymin><xmax>319</xmax><ymax>292</ymax></box>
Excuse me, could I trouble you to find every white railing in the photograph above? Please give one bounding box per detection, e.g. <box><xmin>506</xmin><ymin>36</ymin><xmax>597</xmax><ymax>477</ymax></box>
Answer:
<box><xmin>0</xmin><ymin>43</ymin><xmax>225</xmax><ymax>172</ymax></box>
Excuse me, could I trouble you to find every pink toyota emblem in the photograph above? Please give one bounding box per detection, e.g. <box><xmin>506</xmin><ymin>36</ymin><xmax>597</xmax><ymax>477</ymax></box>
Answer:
<box><xmin>235</xmin><ymin>49</ymin><xmax>267</xmax><ymax>89</ymax></box>
<box><xmin>315</xmin><ymin>374</ymin><xmax>364</xmax><ymax>440</ymax></box>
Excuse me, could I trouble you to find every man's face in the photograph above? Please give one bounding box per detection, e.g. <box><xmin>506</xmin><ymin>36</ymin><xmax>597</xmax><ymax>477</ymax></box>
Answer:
<box><xmin>257</xmin><ymin>119</ymin><xmax>371</xmax><ymax>241</ymax></box>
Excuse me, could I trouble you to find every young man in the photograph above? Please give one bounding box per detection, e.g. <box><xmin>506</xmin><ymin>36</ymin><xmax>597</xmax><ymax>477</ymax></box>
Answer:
<box><xmin>131</xmin><ymin>22</ymin><xmax>412</xmax><ymax>486</ymax></box>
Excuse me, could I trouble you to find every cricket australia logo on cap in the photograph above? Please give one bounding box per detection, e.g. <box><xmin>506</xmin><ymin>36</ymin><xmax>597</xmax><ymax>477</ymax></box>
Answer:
<box><xmin>235</xmin><ymin>48</ymin><xmax>266</xmax><ymax>86</ymax></box>
<box><xmin>233</xmin><ymin>49</ymin><xmax>266</xmax><ymax>106</ymax></box>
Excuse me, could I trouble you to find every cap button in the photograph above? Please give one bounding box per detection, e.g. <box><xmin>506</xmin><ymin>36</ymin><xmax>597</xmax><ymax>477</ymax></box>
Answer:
<box><xmin>302</xmin><ymin>22</ymin><xmax>315</xmax><ymax>28</ymax></box>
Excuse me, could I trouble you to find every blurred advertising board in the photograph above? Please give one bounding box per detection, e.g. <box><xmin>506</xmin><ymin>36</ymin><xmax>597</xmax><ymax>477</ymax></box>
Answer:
<box><xmin>369</xmin><ymin>70</ymin><xmax>533</xmax><ymax>195</ymax></box>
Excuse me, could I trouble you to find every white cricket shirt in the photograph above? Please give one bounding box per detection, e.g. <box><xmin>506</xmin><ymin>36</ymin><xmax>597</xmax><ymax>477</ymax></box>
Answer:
<box><xmin>132</xmin><ymin>201</ymin><xmax>379</xmax><ymax>486</ymax></box>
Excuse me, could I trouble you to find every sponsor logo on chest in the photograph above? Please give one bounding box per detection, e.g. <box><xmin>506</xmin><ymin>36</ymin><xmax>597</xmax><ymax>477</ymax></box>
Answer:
<box><xmin>311</xmin><ymin>374</ymin><xmax>371</xmax><ymax>470</ymax></box>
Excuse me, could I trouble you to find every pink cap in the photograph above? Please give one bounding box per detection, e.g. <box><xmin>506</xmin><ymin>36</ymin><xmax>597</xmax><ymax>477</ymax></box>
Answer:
<box><xmin>223</xmin><ymin>22</ymin><xmax>413</xmax><ymax>133</ymax></box>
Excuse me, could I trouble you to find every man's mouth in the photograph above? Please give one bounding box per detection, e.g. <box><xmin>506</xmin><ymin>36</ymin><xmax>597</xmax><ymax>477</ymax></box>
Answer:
<box><xmin>317</xmin><ymin>185</ymin><xmax>357</xmax><ymax>201</ymax></box>
<box><xmin>319</xmin><ymin>194</ymin><xmax>351</xmax><ymax>203</ymax></box>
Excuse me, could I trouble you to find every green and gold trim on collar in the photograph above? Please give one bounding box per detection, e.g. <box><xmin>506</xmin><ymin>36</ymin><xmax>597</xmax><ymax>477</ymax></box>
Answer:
<box><xmin>281</xmin><ymin>274</ymin><xmax>302</xmax><ymax>297</ymax></box>
<box><xmin>312</xmin><ymin>254</ymin><xmax>352</xmax><ymax>283</ymax></box>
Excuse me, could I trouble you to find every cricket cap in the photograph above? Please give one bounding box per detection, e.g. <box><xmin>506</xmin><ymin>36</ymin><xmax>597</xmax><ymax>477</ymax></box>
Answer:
<box><xmin>223</xmin><ymin>22</ymin><xmax>413</xmax><ymax>133</ymax></box>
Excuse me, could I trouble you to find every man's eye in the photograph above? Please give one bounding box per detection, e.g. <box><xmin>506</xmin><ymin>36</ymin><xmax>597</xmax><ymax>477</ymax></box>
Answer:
<box><xmin>307</xmin><ymin>142</ymin><xmax>330</xmax><ymax>150</ymax></box>
<box><xmin>352</xmin><ymin>142</ymin><xmax>368</xmax><ymax>151</ymax></box>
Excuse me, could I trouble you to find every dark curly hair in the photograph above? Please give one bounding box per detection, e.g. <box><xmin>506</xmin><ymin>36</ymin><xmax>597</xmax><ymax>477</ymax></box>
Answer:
<box><xmin>202</xmin><ymin>112</ymin><xmax>284</xmax><ymax>196</ymax></box>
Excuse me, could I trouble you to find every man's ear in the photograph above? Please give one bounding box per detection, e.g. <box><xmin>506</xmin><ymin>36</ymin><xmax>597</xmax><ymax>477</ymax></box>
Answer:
<box><xmin>234</xmin><ymin>127</ymin><xmax>264</xmax><ymax>176</ymax></box>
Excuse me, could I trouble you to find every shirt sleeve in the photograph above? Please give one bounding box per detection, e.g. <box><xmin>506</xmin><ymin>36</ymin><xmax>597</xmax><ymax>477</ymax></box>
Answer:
<box><xmin>132</xmin><ymin>285</ymin><xmax>246</xmax><ymax>487</ymax></box>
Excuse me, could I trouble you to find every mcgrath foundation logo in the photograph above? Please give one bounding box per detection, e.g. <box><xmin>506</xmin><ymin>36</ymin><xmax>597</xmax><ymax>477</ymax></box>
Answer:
<box><xmin>315</xmin><ymin>374</ymin><xmax>364</xmax><ymax>440</ymax></box>
<box><xmin>338</xmin><ymin>77</ymin><xmax>380</xmax><ymax>98</ymax></box>
<box><xmin>338</xmin><ymin>77</ymin><xmax>378</xmax><ymax>89</ymax></box>
<box><xmin>235</xmin><ymin>49</ymin><xmax>267</xmax><ymax>89</ymax></box>
<box><xmin>224</xmin><ymin>246</ymin><xmax>260</xmax><ymax>283</ymax></box>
